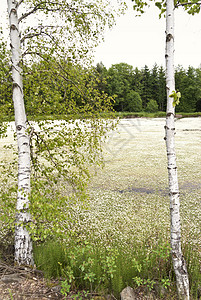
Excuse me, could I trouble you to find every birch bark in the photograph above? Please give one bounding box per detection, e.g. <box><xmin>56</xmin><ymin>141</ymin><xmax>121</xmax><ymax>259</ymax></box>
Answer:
<box><xmin>165</xmin><ymin>0</ymin><xmax>189</xmax><ymax>298</ymax></box>
<box><xmin>7</xmin><ymin>0</ymin><xmax>33</xmax><ymax>266</ymax></box>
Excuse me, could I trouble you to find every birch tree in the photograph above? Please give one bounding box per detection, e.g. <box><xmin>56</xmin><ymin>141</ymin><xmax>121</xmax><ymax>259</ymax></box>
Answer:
<box><xmin>164</xmin><ymin>0</ymin><xmax>189</xmax><ymax>297</ymax></box>
<box><xmin>5</xmin><ymin>0</ymin><xmax>124</xmax><ymax>266</ymax></box>
<box><xmin>7</xmin><ymin>0</ymin><xmax>33</xmax><ymax>266</ymax></box>
<box><xmin>131</xmin><ymin>0</ymin><xmax>190</xmax><ymax>298</ymax></box>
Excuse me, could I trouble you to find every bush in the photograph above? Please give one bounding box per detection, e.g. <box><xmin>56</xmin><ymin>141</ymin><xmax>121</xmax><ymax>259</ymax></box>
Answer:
<box><xmin>146</xmin><ymin>99</ymin><xmax>158</xmax><ymax>113</ymax></box>
<box><xmin>125</xmin><ymin>90</ymin><xmax>142</xmax><ymax>112</ymax></box>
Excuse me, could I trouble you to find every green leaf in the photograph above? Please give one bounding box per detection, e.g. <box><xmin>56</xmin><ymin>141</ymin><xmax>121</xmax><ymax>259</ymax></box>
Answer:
<box><xmin>169</xmin><ymin>90</ymin><xmax>181</xmax><ymax>107</ymax></box>
<box><xmin>155</xmin><ymin>2</ymin><xmax>162</xmax><ymax>9</ymax></box>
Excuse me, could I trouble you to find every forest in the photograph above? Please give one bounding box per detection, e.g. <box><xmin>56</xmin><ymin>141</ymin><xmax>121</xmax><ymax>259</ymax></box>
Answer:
<box><xmin>96</xmin><ymin>62</ymin><xmax>201</xmax><ymax>113</ymax></box>
<box><xmin>1</xmin><ymin>51</ymin><xmax>201</xmax><ymax>116</ymax></box>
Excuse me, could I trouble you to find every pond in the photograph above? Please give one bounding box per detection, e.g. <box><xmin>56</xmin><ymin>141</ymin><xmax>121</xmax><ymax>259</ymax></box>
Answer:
<box><xmin>1</xmin><ymin>117</ymin><xmax>201</xmax><ymax>251</ymax></box>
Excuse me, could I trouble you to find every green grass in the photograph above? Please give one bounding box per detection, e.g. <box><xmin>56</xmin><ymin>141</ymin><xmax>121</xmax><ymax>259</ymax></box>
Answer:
<box><xmin>1</xmin><ymin>111</ymin><xmax>201</xmax><ymax>123</ymax></box>
<box><xmin>114</xmin><ymin>111</ymin><xmax>167</xmax><ymax>118</ymax></box>
<box><xmin>33</xmin><ymin>238</ymin><xmax>173</xmax><ymax>297</ymax></box>
<box><xmin>33</xmin><ymin>237</ymin><xmax>201</xmax><ymax>299</ymax></box>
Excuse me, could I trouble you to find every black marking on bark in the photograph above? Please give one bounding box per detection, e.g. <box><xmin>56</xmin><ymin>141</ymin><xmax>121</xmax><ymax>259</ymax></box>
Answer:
<box><xmin>169</xmin><ymin>191</ymin><xmax>180</xmax><ymax>196</ymax></box>
<box><xmin>11</xmin><ymin>8</ymin><xmax>17</xmax><ymax>15</ymax></box>
<box><xmin>12</xmin><ymin>82</ymin><xmax>23</xmax><ymax>94</ymax></box>
<box><xmin>167</xmin><ymin>166</ymin><xmax>177</xmax><ymax>170</ymax></box>
<box><xmin>167</xmin><ymin>153</ymin><xmax>174</xmax><ymax>156</ymax></box>
<box><xmin>166</xmin><ymin>112</ymin><xmax>174</xmax><ymax>117</ymax></box>
<box><xmin>11</xmin><ymin>24</ymin><xmax>17</xmax><ymax>31</ymax></box>
<box><xmin>164</xmin><ymin>137</ymin><xmax>167</xmax><ymax>140</ymax></box>
<box><xmin>13</xmin><ymin>82</ymin><xmax>20</xmax><ymax>89</ymax></box>
<box><xmin>16</xmin><ymin>125</ymin><xmax>22</xmax><ymax>131</ymax></box>
<box><xmin>181</xmin><ymin>256</ymin><xmax>188</xmax><ymax>274</ymax></box>
<box><xmin>166</xmin><ymin>33</ymin><xmax>173</xmax><ymax>42</ymax></box>
<box><xmin>165</xmin><ymin>54</ymin><xmax>168</xmax><ymax>59</ymax></box>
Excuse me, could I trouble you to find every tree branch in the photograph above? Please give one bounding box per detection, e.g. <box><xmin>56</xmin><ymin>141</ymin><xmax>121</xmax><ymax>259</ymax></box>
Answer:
<box><xmin>21</xmin><ymin>33</ymin><xmax>42</xmax><ymax>44</ymax></box>
<box><xmin>18</xmin><ymin>3</ymin><xmax>41</xmax><ymax>23</ymax></box>
<box><xmin>22</xmin><ymin>51</ymin><xmax>41</xmax><ymax>58</ymax></box>
<box><xmin>27</xmin><ymin>122</ymin><xmax>77</xmax><ymax>188</ymax></box>
<box><xmin>175</xmin><ymin>1</ymin><xmax>201</xmax><ymax>7</ymax></box>
<box><xmin>17</xmin><ymin>0</ymin><xmax>25</xmax><ymax>7</ymax></box>
<box><xmin>18</xmin><ymin>1</ymin><xmax>82</xmax><ymax>23</ymax></box>
<box><xmin>20</xmin><ymin>25</ymin><xmax>63</xmax><ymax>43</ymax></box>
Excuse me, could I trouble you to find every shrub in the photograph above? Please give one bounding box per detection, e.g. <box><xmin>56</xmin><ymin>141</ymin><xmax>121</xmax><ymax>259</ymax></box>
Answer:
<box><xmin>125</xmin><ymin>90</ymin><xmax>142</xmax><ymax>112</ymax></box>
<box><xmin>146</xmin><ymin>99</ymin><xmax>158</xmax><ymax>112</ymax></box>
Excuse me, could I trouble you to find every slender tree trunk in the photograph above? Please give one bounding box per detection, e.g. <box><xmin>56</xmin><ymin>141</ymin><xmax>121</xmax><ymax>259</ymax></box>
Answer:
<box><xmin>7</xmin><ymin>0</ymin><xmax>33</xmax><ymax>266</ymax></box>
<box><xmin>165</xmin><ymin>0</ymin><xmax>189</xmax><ymax>298</ymax></box>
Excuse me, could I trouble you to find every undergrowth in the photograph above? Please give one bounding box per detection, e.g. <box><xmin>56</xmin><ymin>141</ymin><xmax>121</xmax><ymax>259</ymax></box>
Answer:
<box><xmin>33</xmin><ymin>238</ymin><xmax>201</xmax><ymax>299</ymax></box>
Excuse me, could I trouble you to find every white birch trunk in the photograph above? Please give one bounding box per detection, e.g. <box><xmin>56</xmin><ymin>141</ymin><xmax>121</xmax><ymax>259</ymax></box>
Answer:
<box><xmin>165</xmin><ymin>0</ymin><xmax>189</xmax><ymax>298</ymax></box>
<box><xmin>7</xmin><ymin>0</ymin><xmax>33</xmax><ymax>266</ymax></box>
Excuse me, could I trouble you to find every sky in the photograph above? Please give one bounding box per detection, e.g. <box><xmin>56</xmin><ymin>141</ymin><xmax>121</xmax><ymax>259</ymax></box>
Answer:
<box><xmin>93</xmin><ymin>1</ymin><xmax>201</xmax><ymax>69</ymax></box>
<box><xmin>1</xmin><ymin>0</ymin><xmax>201</xmax><ymax>70</ymax></box>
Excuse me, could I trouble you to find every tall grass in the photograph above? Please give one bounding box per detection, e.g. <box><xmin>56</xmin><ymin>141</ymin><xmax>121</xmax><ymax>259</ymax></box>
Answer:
<box><xmin>33</xmin><ymin>237</ymin><xmax>201</xmax><ymax>298</ymax></box>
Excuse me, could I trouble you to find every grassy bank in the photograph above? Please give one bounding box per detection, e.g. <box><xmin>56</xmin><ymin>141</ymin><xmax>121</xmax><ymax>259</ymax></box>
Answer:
<box><xmin>1</xmin><ymin>111</ymin><xmax>201</xmax><ymax>123</ymax></box>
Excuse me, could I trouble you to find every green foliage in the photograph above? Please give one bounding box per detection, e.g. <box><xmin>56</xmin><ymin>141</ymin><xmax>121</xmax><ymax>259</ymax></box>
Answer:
<box><xmin>95</xmin><ymin>62</ymin><xmax>201</xmax><ymax>113</ymax></box>
<box><xmin>0</xmin><ymin>122</ymin><xmax>8</xmax><ymax>138</ymax></box>
<box><xmin>141</xmin><ymin>65</ymin><xmax>152</xmax><ymax>108</ymax></box>
<box><xmin>0</xmin><ymin>0</ymin><xmax>118</xmax><ymax>249</ymax></box>
<box><xmin>1</xmin><ymin>89</ymin><xmax>116</xmax><ymax>243</ymax></box>
<box><xmin>132</xmin><ymin>0</ymin><xmax>201</xmax><ymax>17</ymax></box>
<box><xmin>106</xmin><ymin>63</ymin><xmax>135</xmax><ymax>111</ymax></box>
<box><xmin>33</xmin><ymin>238</ymin><xmax>175</xmax><ymax>298</ymax></box>
<box><xmin>23</xmin><ymin>58</ymin><xmax>115</xmax><ymax>117</ymax></box>
<box><xmin>1</xmin><ymin>0</ymin><xmax>121</xmax><ymax>247</ymax></box>
<box><xmin>125</xmin><ymin>90</ymin><xmax>142</xmax><ymax>112</ymax></box>
<box><xmin>2</xmin><ymin>48</ymin><xmax>201</xmax><ymax>115</ymax></box>
<box><xmin>25</xmin><ymin>115</ymin><xmax>116</xmax><ymax>241</ymax></box>
<box><xmin>0</xmin><ymin>9</ymin><xmax>117</xmax><ymax>242</ymax></box>
<box><xmin>34</xmin><ymin>241</ymin><xmax>66</xmax><ymax>278</ymax></box>
<box><xmin>99</xmin><ymin>63</ymin><xmax>167</xmax><ymax>112</ymax></box>
<box><xmin>133</xmin><ymin>277</ymin><xmax>156</xmax><ymax>291</ymax></box>
<box><xmin>0</xmin><ymin>30</ymin><xmax>12</xmax><ymax>117</ymax></box>
<box><xmin>60</xmin><ymin>280</ymin><xmax>71</xmax><ymax>297</ymax></box>
<box><xmin>175</xmin><ymin>66</ymin><xmax>201</xmax><ymax>112</ymax></box>
<box><xmin>169</xmin><ymin>90</ymin><xmax>181</xmax><ymax>107</ymax></box>
<box><xmin>0</xmin><ymin>173</ymin><xmax>17</xmax><ymax>236</ymax></box>
<box><xmin>19</xmin><ymin>0</ymin><xmax>124</xmax><ymax>68</ymax></box>
<box><xmin>8</xmin><ymin>289</ymin><xmax>14</xmax><ymax>300</ymax></box>
<box><xmin>146</xmin><ymin>99</ymin><xmax>158</xmax><ymax>112</ymax></box>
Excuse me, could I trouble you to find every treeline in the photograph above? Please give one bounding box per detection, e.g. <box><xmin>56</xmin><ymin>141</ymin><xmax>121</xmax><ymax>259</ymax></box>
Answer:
<box><xmin>96</xmin><ymin>62</ymin><xmax>201</xmax><ymax>113</ymax></box>
<box><xmin>1</xmin><ymin>46</ymin><xmax>201</xmax><ymax>115</ymax></box>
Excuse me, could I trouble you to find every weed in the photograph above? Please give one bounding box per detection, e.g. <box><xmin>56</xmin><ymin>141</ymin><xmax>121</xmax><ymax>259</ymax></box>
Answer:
<box><xmin>183</xmin><ymin>242</ymin><xmax>201</xmax><ymax>298</ymax></box>
<box><xmin>8</xmin><ymin>289</ymin><xmax>14</xmax><ymax>300</ymax></box>
<box><xmin>33</xmin><ymin>237</ymin><xmax>177</xmax><ymax>297</ymax></box>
